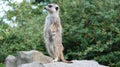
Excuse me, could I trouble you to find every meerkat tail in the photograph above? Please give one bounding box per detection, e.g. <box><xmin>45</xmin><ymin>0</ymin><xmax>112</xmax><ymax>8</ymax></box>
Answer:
<box><xmin>60</xmin><ymin>50</ymin><xmax>73</xmax><ymax>63</ymax></box>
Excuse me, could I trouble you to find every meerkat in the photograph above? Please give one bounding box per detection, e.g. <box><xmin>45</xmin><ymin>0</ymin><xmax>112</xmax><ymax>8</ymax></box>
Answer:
<box><xmin>44</xmin><ymin>3</ymin><xmax>72</xmax><ymax>63</ymax></box>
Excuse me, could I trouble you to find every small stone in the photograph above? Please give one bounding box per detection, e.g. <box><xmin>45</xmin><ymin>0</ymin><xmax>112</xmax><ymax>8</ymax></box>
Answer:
<box><xmin>5</xmin><ymin>55</ymin><xmax>17</xmax><ymax>67</ymax></box>
<box><xmin>17</xmin><ymin>50</ymin><xmax>53</xmax><ymax>66</ymax></box>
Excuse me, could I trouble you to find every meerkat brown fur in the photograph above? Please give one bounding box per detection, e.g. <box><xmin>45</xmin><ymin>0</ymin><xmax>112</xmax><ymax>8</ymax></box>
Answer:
<box><xmin>44</xmin><ymin>3</ymin><xmax>72</xmax><ymax>63</ymax></box>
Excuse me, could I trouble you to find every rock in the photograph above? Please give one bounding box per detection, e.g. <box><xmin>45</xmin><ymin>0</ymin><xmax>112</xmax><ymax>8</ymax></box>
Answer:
<box><xmin>18</xmin><ymin>61</ymin><xmax>44</xmax><ymax>67</ymax></box>
<box><xmin>5</xmin><ymin>50</ymin><xmax>109</xmax><ymax>67</ymax></box>
<box><xmin>44</xmin><ymin>60</ymin><xmax>109</xmax><ymax>67</ymax></box>
<box><xmin>17</xmin><ymin>50</ymin><xmax>53</xmax><ymax>66</ymax></box>
<box><xmin>5</xmin><ymin>55</ymin><xmax>17</xmax><ymax>67</ymax></box>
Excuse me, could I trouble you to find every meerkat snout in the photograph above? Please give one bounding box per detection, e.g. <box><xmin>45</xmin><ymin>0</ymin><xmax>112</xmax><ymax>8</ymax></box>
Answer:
<box><xmin>44</xmin><ymin>6</ymin><xmax>46</xmax><ymax>9</ymax></box>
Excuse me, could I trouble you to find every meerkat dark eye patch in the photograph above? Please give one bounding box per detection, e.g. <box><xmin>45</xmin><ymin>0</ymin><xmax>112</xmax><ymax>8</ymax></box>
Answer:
<box><xmin>48</xmin><ymin>5</ymin><xmax>52</xmax><ymax>8</ymax></box>
<box><xmin>55</xmin><ymin>7</ymin><xmax>58</xmax><ymax>11</ymax></box>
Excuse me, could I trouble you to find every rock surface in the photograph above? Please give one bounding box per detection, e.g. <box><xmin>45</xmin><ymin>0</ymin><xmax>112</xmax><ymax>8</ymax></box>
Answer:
<box><xmin>18</xmin><ymin>62</ymin><xmax>44</xmax><ymax>67</ymax></box>
<box><xmin>17</xmin><ymin>50</ymin><xmax>53</xmax><ymax>66</ymax></box>
<box><xmin>44</xmin><ymin>60</ymin><xmax>109</xmax><ymax>67</ymax></box>
<box><xmin>5</xmin><ymin>50</ymin><xmax>109</xmax><ymax>67</ymax></box>
<box><xmin>5</xmin><ymin>55</ymin><xmax>17</xmax><ymax>67</ymax></box>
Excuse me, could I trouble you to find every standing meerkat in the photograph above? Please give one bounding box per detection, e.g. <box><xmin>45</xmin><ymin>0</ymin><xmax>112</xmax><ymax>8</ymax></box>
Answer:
<box><xmin>44</xmin><ymin>3</ymin><xmax>72</xmax><ymax>63</ymax></box>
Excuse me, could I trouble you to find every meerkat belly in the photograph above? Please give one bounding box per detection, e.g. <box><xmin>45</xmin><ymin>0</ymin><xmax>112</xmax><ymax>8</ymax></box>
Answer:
<box><xmin>44</xmin><ymin>17</ymin><xmax>55</xmax><ymax>57</ymax></box>
<box><xmin>44</xmin><ymin>17</ymin><xmax>51</xmax><ymax>35</ymax></box>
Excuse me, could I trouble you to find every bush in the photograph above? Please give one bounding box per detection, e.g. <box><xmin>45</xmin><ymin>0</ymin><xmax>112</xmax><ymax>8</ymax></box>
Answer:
<box><xmin>56</xmin><ymin>0</ymin><xmax>120</xmax><ymax>66</ymax></box>
<box><xmin>0</xmin><ymin>63</ymin><xmax>4</xmax><ymax>67</ymax></box>
<box><xmin>0</xmin><ymin>1</ymin><xmax>46</xmax><ymax>62</ymax></box>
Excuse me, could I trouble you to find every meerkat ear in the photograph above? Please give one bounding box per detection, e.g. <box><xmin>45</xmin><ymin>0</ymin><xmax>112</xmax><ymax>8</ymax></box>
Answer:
<box><xmin>55</xmin><ymin>7</ymin><xmax>58</xmax><ymax>11</ymax></box>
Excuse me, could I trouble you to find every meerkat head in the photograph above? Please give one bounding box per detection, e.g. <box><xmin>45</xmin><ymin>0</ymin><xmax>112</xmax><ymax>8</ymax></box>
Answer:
<box><xmin>44</xmin><ymin>3</ymin><xmax>59</xmax><ymax>14</ymax></box>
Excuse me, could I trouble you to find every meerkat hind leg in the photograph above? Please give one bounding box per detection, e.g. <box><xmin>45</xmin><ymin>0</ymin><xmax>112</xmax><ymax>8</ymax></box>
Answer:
<box><xmin>53</xmin><ymin>44</ymin><xmax>60</xmax><ymax>62</ymax></box>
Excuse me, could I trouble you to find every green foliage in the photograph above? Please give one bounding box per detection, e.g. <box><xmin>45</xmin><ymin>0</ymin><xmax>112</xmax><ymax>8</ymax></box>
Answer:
<box><xmin>0</xmin><ymin>18</ymin><xmax>9</xmax><ymax>41</ymax></box>
<box><xmin>0</xmin><ymin>1</ymin><xmax>46</xmax><ymax>62</ymax></box>
<box><xmin>0</xmin><ymin>0</ymin><xmax>120</xmax><ymax>67</ymax></box>
<box><xmin>0</xmin><ymin>63</ymin><xmax>4</xmax><ymax>67</ymax></box>
<box><xmin>56</xmin><ymin>0</ymin><xmax>120</xmax><ymax>66</ymax></box>
<box><xmin>0</xmin><ymin>25</ymin><xmax>9</xmax><ymax>41</ymax></box>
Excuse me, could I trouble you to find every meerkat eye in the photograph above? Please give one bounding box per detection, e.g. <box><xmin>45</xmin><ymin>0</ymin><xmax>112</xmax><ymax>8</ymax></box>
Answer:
<box><xmin>55</xmin><ymin>7</ymin><xmax>58</xmax><ymax>11</ymax></box>
<box><xmin>48</xmin><ymin>5</ymin><xmax>52</xmax><ymax>8</ymax></box>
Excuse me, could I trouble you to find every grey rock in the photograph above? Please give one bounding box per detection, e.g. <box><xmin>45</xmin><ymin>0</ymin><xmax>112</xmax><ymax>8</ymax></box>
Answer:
<box><xmin>44</xmin><ymin>60</ymin><xmax>109</xmax><ymax>67</ymax></box>
<box><xmin>18</xmin><ymin>62</ymin><xmax>44</xmax><ymax>67</ymax></box>
<box><xmin>5</xmin><ymin>55</ymin><xmax>17</xmax><ymax>67</ymax></box>
<box><xmin>5</xmin><ymin>50</ymin><xmax>109</xmax><ymax>67</ymax></box>
<box><xmin>17</xmin><ymin>50</ymin><xmax>53</xmax><ymax>66</ymax></box>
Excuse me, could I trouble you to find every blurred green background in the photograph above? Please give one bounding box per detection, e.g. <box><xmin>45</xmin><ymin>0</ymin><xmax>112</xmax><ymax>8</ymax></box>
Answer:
<box><xmin>0</xmin><ymin>0</ymin><xmax>120</xmax><ymax>67</ymax></box>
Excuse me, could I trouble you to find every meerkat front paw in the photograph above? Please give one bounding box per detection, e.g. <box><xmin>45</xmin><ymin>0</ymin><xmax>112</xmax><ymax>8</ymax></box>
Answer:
<box><xmin>52</xmin><ymin>57</ymin><xmax>58</xmax><ymax>63</ymax></box>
